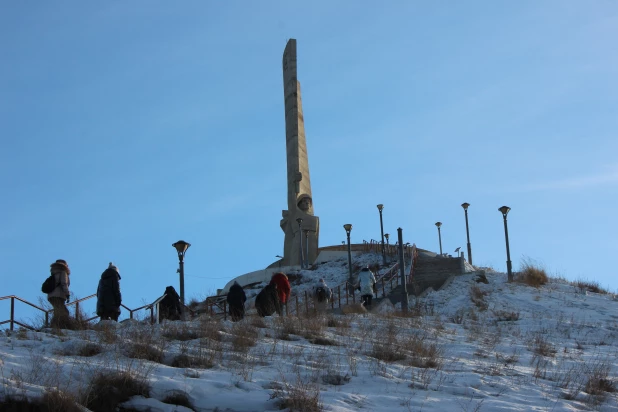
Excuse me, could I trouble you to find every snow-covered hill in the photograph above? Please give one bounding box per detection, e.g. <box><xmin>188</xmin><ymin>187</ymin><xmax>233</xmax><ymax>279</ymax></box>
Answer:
<box><xmin>1</xmin><ymin>255</ymin><xmax>617</xmax><ymax>411</ymax></box>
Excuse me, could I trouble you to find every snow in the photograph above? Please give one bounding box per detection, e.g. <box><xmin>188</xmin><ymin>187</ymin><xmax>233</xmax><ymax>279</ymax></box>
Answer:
<box><xmin>1</xmin><ymin>253</ymin><xmax>618</xmax><ymax>411</ymax></box>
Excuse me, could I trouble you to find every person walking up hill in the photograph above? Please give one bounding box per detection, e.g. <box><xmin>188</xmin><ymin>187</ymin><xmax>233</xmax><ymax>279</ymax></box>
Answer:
<box><xmin>270</xmin><ymin>273</ymin><xmax>291</xmax><ymax>315</ymax></box>
<box><xmin>97</xmin><ymin>262</ymin><xmax>122</xmax><ymax>322</ymax></box>
<box><xmin>313</xmin><ymin>278</ymin><xmax>332</xmax><ymax>313</ymax></box>
<box><xmin>46</xmin><ymin>259</ymin><xmax>71</xmax><ymax>329</ymax></box>
<box><xmin>357</xmin><ymin>266</ymin><xmax>376</xmax><ymax>310</ymax></box>
<box><xmin>226</xmin><ymin>281</ymin><xmax>247</xmax><ymax>321</ymax></box>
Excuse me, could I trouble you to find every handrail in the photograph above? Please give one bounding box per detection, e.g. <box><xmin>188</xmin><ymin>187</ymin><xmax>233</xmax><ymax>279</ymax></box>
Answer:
<box><xmin>1</xmin><ymin>292</ymin><xmax>177</xmax><ymax>332</ymax></box>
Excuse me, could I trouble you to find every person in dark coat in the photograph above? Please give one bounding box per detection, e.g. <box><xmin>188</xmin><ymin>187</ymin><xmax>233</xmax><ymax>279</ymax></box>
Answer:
<box><xmin>47</xmin><ymin>259</ymin><xmax>72</xmax><ymax>329</ymax></box>
<box><xmin>96</xmin><ymin>262</ymin><xmax>122</xmax><ymax>321</ymax></box>
<box><xmin>159</xmin><ymin>285</ymin><xmax>182</xmax><ymax>322</ymax></box>
<box><xmin>255</xmin><ymin>282</ymin><xmax>282</xmax><ymax>317</ymax></box>
<box><xmin>226</xmin><ymin>281</ymin><xmax>247</xmax><ymax>322</ymax></box>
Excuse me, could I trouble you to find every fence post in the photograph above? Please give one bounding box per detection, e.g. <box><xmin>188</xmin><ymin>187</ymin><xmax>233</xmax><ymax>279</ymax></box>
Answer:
<box><xmin>130</xmin><ymin>310</ymin><xmax>134</xmax><ymax>320</ymax></box>
<box><xmin>337</xmin><ymin>285</ymin><xmax>341</xmax><ymax>308</ymax></box>
<box><xmin>10</xmin><ymin>297</ymin><xmax>15</xmax><ymax>331</ymax></box>
<box><xmin>223</xmin><ymin>301</ymin><xmax>227</xmax><ymax>321</ymax></box>
<box><xmin>75</xmin><ymin>301</ymin><xmax>80</xmax><ymax>322</ymax></box>
<box><xmin>150</xmin><ymin>306</ymin><xmax>154</xmax><ymax>324</ymax></box>
<box><xmin>382</xmin><ymin>278</ymin><xmax>385</xmax><ymax>298</ymax></box>
<box><xmin>45</xmin><ymin>310</ymin><xmax>49</xmax><ymax>328</ymax></box>
<box><xmin>305</xmin><ymin>291</ymin><xmax>309</xmax><ymax>314</ymax></box>
<box><xmin>295</xmin><ymin>295</ymin><xmax>299</xmax><ymax>315</ymax></box>
<box><xmin>345</xmin><ymin>283</ymin><xmax>349</xmax><ymax>305</ymax></box>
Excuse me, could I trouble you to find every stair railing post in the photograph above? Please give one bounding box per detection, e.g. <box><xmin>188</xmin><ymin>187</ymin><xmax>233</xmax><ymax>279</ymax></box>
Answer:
<box><xmin>75</xmin><ymin>301</ymin><xmax>80</xmax><ymax>323</ymax></box>
<box><xmin>338</xmin><ymin>285</ymin><xmax>341</xmax><ymax>308</ymax></box>
<box><xmin>10</xmin><ymin>297</ymin><xmax>15</xmax><ymax>331</ymax></box>
<box><xmin>398</xmin><ymin>228</ymin><xmax>408</xmax><ymax>313</ymax></box>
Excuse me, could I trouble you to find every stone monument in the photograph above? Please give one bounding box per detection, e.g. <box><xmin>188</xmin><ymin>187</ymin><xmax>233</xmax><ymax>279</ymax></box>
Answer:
<box><xmin>280</xmin><ymin>39</ymin><xmax>319</xmax><ymax>267</ymax></box>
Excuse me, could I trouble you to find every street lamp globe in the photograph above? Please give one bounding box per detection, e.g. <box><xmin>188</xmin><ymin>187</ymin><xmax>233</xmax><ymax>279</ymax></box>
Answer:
<box><xmin>499</xmin><ymin>206</ymin><xmax>511</xmax><ymax>217</ymax></box>
<box><xmin>435</xmin><ymin>222</ymin><xmax>442</xmax><ymax>228</ymax></box>
<box><xmin>343</xmin><ymin>223</ymin><xmax>352</xmax><ymax>233</ymax></box>
<box><xmin>172</xmin><ymin>240</ymin><xmax>191</xmax><ymax>261</ymax></box>
<box><xmin>461</xmin><ymin>202</ymin><xmax>470</xmax><ymax>210</ymax></box>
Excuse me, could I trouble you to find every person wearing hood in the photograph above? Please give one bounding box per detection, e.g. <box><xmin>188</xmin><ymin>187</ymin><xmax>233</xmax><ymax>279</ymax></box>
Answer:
<box><xmin>313</xmin><ymin>278</ymin><xmax>332</xmax><ymax>312</ymax></box>
<box><xmin>96</xmin><ymin>262</ymin><xmax>122</xmax><ymax>321</ymax></box>
<box><xmin>357</xmin><ymin>266</ymin><xmax>377</xmax><ymax>310</ymax></box>
<box><xmin>47</xmin><ymin>259</ymin><xmax>72</xmax><ymax>329</ymax></box>
<box><xmin>159</xmin><ymin>285</ymin><xmax>182</xmax><ymax>322</ymax></box>
<box><xmin>226</xmin><ymin>281</ymin><xmax>247</xmax><ymax>321</ymax></box>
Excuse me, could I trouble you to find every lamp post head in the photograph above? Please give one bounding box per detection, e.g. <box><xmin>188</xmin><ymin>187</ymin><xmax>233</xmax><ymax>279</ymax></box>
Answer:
<box><xmin>377</xmin><ymin>204</ymin><xmax>384</xmax><ymax>212</ymax></box>
<box><xmin>384</xmin><ymin>233</ymin><xmax>389</xmax><ymax>240</ymax></box>
<box><xmin>435</xmin><ymin>222</ymin><xmax>442</xmax><ymax>228</ymax></box>
<box><xmin>499</xmin><ymin>206</ymin><xmax>511</xmax><ymax>217</ymax></box>
<box><xmin>343</xmin><ymin>224</ymin><xmax>352</xmax><ymax>234</ymax></box>
<box><xmin>461</xmin><ymin>202</ymin><xmax>470</xmax><ymax>210</ymax></box>
<box><xmin>296</xmin><ymin>217</ymin><xmax>303</xmax><ymax>225</ymax></box>
<box><xmin>172</xmin><ymin>240</ymin><xmax>191</xmax><ymax>261</ymax></box>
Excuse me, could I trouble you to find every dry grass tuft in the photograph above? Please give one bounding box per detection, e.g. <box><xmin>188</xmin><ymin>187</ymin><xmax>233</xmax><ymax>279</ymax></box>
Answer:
<box><xmin>77</xmin><ymin>342</ymin><xmax>104</xmax><ymax>357</ymax></box>
<box><xmin>492</xmin><ymin>309</ymin><xmax>520</xmax><ymax>322</ymax></box>
<box><xmin>250</xmin><ymin>316</ymin><xmax>268</xmax><ymax>328</ymax></box>
<box><xmin>84</xmin><ymin>371</ymin><xmax>150</xmax><ymax>412</ymax></box>
<box><xmin>126</xmin><ymin>342</ymin><xmax>165</xmax><ymax>363</ymax></box>
<box><xmin>469</xmin><ymin>285</ymin><xmax>488</xmax><ymax>311</ymax></box>
<box><xmin>574</xmin><ymin>279</ymin><xmax>609</xmax><ymax>295</ymax></box>
<box><xmin>231</xmin><ymin>323</ymin><xmax>259</xmax><ymax>352</ymax></box>
<box><xmin>309</xmin><ymin>336</ymin><xmax>339</xmax><ymax>346</ymax></box>
<box><xmin>162</xmin><ymin>323</ymin><xmax>201</xmax><ymax>341</ymax></box>
<box><xmin>0</xmin><ymin>390</ymin><xmax>82</xmax><ymax>412</ymax></box>
<box><xmin>404</xmin><ymin>333</ymin><xmax>444</xmax><ymax>369</ymax></box>
<box><xmin>517</xmin><ymin>259</ymin><xmax>548</xmax><ymax>287</ymax></box>
<box><xmin>269</xmin><ymin>375</ymin><xmax>323</xmax><ymax>412</ymax></box>
<box><xmin>161</xmin><ymin>390</ymin><xmax>196</xmax><ymax>410</ymax></box>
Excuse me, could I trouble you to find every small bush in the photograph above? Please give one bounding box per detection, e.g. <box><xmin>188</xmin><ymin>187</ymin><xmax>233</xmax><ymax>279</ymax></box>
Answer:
<box><xmin>84</xmin><ymin>371</ymin><xmax>150</xmax><ymax>412</ymax></box>
<box><xmin>161</xmin><ymin>390</ymin><xmax>196</xmax><ymax>410</ymax></box>
<box><xmin>0</xmin><ymin>391</ymin><xmax>82</xmax><ymax>412</ymax></box>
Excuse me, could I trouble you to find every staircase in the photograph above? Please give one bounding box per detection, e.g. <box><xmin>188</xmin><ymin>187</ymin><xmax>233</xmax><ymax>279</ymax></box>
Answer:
<box><xmin>409</xmin><ymin>251</ymin><xmax>464</xmax><ymax>295</ymax></box>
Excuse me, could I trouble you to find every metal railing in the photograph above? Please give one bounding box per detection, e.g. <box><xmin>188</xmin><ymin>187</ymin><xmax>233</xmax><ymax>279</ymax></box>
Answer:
<box><xmin>0</xmin><ymin>293</ymin><xmax>181</xmax><ymax>331</ymax></box>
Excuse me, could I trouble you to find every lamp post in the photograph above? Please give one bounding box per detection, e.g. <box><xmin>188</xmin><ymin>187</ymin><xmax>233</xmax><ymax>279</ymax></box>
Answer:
<box><xmin>296</xmin><ymin>218</ymin><xmax>303</xmax><ymax>268</ymax></box>
<box><xmin>377</xmin><ymin>204</ymin><xmax>386</xmax><ymax>266</ymax></box>
<box><xmin>384</xmin><ymin>233</ymin><xmax>390</xmax><ymax>263</ymax></box>
<box><xmin>461</xmin><ymin>203</ymin><xmax>473</xmax><ymax>265</ymax></box>
<box><xmin>435</xmin><ymin>222</ymin><xmax>443</xmax><ymax>256</ymax></box>
<box><xmin>172</xmin><ymin>240</ymin><xmax>191</xmax><ymax>308</ymax></box>
<box><xmin>344</xmin><ymin>224</ymin><xmax>353</xmax><ymax>287</ymax></box>
<box><xmin>498</xmin><ymin>206</ymin><xmax>513</xmax><ymax>282</ymax></box>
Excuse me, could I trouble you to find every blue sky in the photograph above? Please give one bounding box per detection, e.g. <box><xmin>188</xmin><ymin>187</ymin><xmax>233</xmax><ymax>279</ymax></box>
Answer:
<box><xmin>1</xmin><ymin>1</ymin><xmax>617</xmax><ymax>319</ymax></box>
